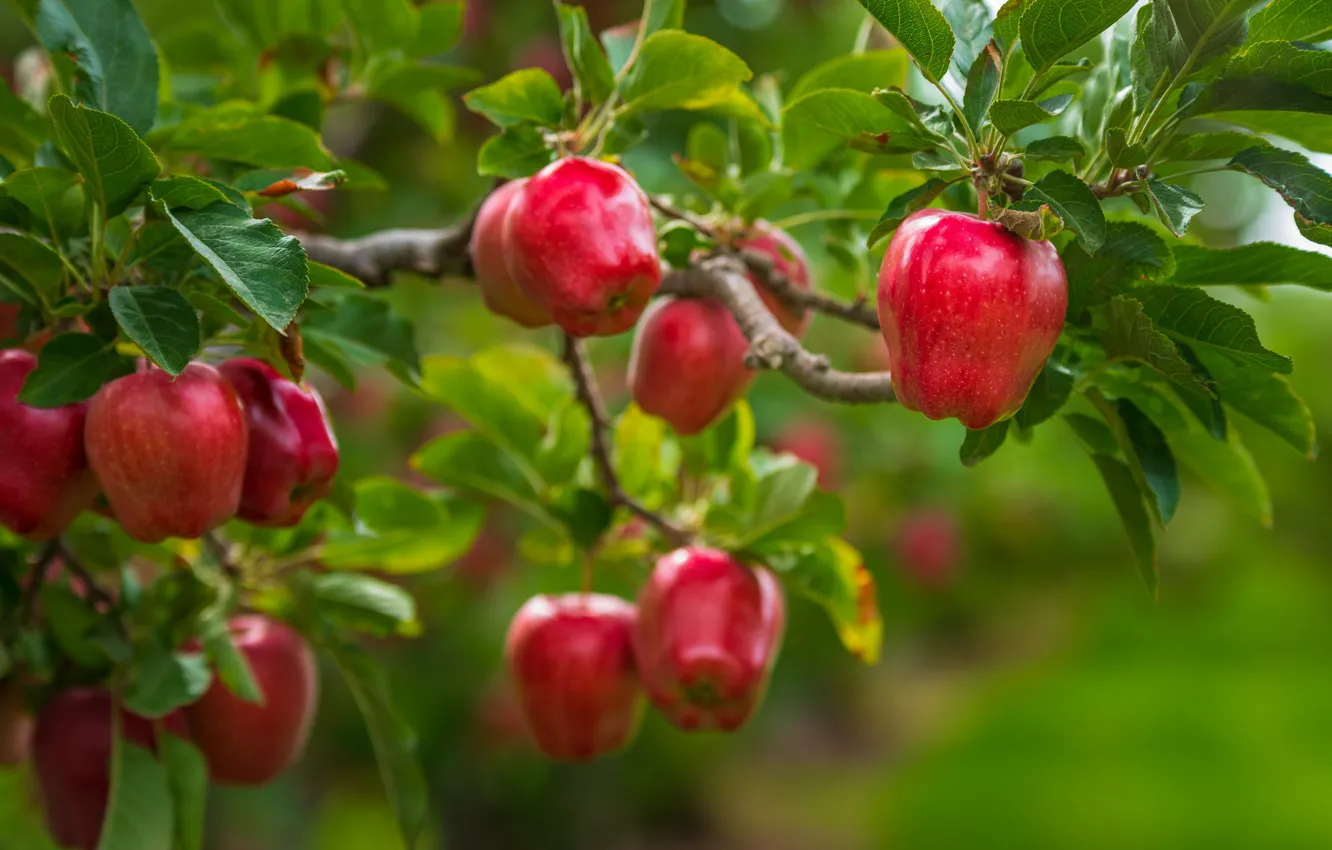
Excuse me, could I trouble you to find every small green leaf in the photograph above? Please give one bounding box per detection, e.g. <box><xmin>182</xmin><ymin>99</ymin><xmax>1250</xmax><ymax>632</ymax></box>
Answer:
<box><xmin>1228</xmin><ymin>145</ymin><xmax>1332</xmax><ymax>227</ymax></box>
<box><xmin>993</xmin><ymin>0</ymin><xmax>1026</xmax><ymax>51</ymax></box>
<box><xmin>557</xmin><ymin>3</ymin><xmax>615</xmax><ymax>105</ymax></box>
<box><xmin>614</xmin><ymin>403</ymin><xmax>677</xmax><ymax>505</ymax></box>
<box><xmin>1136</xmin><ymin>285</ymin><xmax>1291</xmax><ymax>373</ymax></box>
<box><xmin>312</xmin><ymin>573</ymin><xmax>419</xmax><ymax>637</ymax></box>
<box><xmin>1019</xmin><ymin>0</ymin><xmax>1137</xmax><ymax>75</ymax></box>
<box><xmin>866</xmin><ymin>178</ymin><xmax>956</xmax><ymax>248</ymax></box>
<box><xmin>1024</xmin><ymin>169</ymin><xmax>1106</xmax><ymax>253</ymax></box>
<box><xmin>1015</xmin><ymin>362</ymin><xmax>1075</xmax><ymax>428</ymax></box>
<box><xmin>308</xmin><ymin>261</ymin><xmax>365</xmax><ymax>290</ymax></box>
<box><xmin>1117</xmin><ymin>398</ymin><xmax>1180</xmax><ymax>524</ymax></box>
<box><xmin>1025</xmin><ymin>135</ymin><xmax>1087</xmax><ymax>162</ymax></box>
<box><xmin>619</xmin><ymin>31</ymin><xmax>753</xmax><ymax>116</ymax></box>
<box><xmin>1099</xmin><ymin>296</ymin><xmax>1211</xmax><ymax>396</ymax></box>
<box><xmin>18</xmin><ymin>333</ymin><xmax>133</xmax><ymax>407</ymax></box>
<box><xmin>162</xmin><ymin>110</ymin><xmax>334</xmax><ymax>170</ymax></box>
<box><xmin>1163</xmin><ymin>131</ymin><xmax>1265</xmax><ymax>161</ymax></box>
<box><xmin>158</xmin><ymin>733</ymin><xmax>207</xmax><ymax>850</ymax></box>
<box><xmin>1145</xmin><ymin>180</ymin><xmax>1204</xmax><ymax>237</ymax></box>
<box><xmin>1105</xmin><ymin>127</ymin><xmax>1147</xmax><ymax>168</ymax></box>
<box><xmin>99</xmin><ymin>735</ymin><xmax>172</xmax><ymax>850</ymax></box>
<box><xmin>108</xmin><ymin>286</ymin><xmax>201</xmax><ymax>376</ymax></box>
<box><xmin>1169</xmin><ymin>242</ymin><xmax>1332</xmax><ymax>290</ymax></box>
<box><xmin>48</xmin><ymin>95</ymin><xmax>159</xmax><ymax>218</ymax></box>
<box><xmin>1194</xmin><ymin>348</ymin><xmax>1317</xmax><ymax>459</ymax></box>
<box><xmin>415</xmin><ymin>1</ymin><xmax>466</xmax><ymax>55</ymax></box>
<box><xmin>418</xmin><ymin>355</ymin><xmax>547</xmax><ymax>462</ymax></box>
<box><xmin>1065</xmin><ymin>412</ymin><xmax>1120</xmax><ymax>455</ymax></box>
<box><xmin>463</xmin><ymin>69</ymin><xmax>566</xmax><ymax>128</ymax></box>
<box><xmin>303</xmin><ymin>292</ymin><xmax>420</xmax><ymax>376</ymax></box>
<box><xmin>122</xmin><ymin>644</ymin><xmax>213</xmax><ymax>718</ymax></box>
<box><xmin>960</xmin><ymin>419</ymin><xmax>1010</xmax><ymax>466</ymax></box>
<box><xmin>318</xmin><ymin>478</ymin><xmax>485</xmax><ymax>573</ymax></box>
<box><xmin>1</xmin><ymin>165</ymin><xmax>86</xmax><ymax>237</ymax></box>
<box><xmin>476</xmin><ymin>125</ymin><xmax>557</xmax><ymax>179</ymax></box>
<box><xmin>1247</xmin><ymin>0</ymin><xmax>1332</xmax><ymax>42</ymax></box>
<box><xmin>198</xmin><ymin>606</ymin><xmax>262</xmax><ymax>703</ymax></box>
<box><xmin>987</xmin><ymin>93</ymin><xmax>1074</xmax><ymax>135</ymax></box>
<box><xmin>784</xmin><ymin>89</ymin><xmax>940</xmax><ymax>156</ymax></box>
<box><xmin>760</xmin><ymin>537</ymin><xmax>881</xmax><ymax>663</ymax></box>
<box><xmin>790</xmin><ymin>50</ymin><xmax>911</xmax><ymax>99</ymax></box>
<box><xmin>1088</xmin><ymin>453</ymin><xmax>1158</xmax><ymax>596</ymax></box>
<box><xmin>0</xmin><ymin>232</ymin><xmax>64</xmax><ymax>308</ymax></box>
<box><xmin>1063</xmin><ymin>221</ymin><xmax>1174</xmax><ymax>318</ymax></box>
<box><xmin>962</xmin><ymin>42</ymin><xmax>1001</xmax><ymax>132</ymax></box>
<box><xmin>411</xmin><ymin>432</ymin><xmax>551</xmax><ymax>524</ymax></box>
<box><xmin>852</xmin><ymin>0</ymin><xmax>956</xmax><ymax>82</ymax></box>
<box><xmin>151</xmin><ymin>175</ymin><xmax>245</xmax><ymax>211</ymax></box>
<box><xmin>342</xmin><ymin>0</ymin><xmax>415</xmax><ymax>54</ymax></box>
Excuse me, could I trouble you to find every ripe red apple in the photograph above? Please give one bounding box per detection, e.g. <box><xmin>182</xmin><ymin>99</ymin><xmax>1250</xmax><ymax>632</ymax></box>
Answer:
<box><xmin>0</xmin><ymin>350</ymin><xmax>98</xmax><ymax>540</ymax></box>
<box><xmin>634</xmin><ymin>548</ymin><xmax>785</xmax><ymax>732</ymax></box>
<box><xmin>184</xmin><ymin>614</ymin><xmax>318</xmax><ymax>785</ymax></box>
<box><xmin>33</xmin><ymin>689</ymin><xmax>187</xmax><ymax>850</ymax></box>
<box><xmin>504</xmin><ymin>157</ymin><xmax>662</xmax><ymax>337</ymax></box>
<box><xmin>770</xmin><ymin>417</ymin><xmax>840</xmax><ymax>489</ymax></box>
<box><xmin>895</xmin><ymin>508</ymin><xmax>961</xmax><ymax>588</ymax></box>
<box><xmin>737</xmin><ymin>225</ymin><xmax>812</xmax><ymax>336</ymax></box>
<box><xmin>877</xmin><ymin>209</ymin><xmax>1067</xmax><ymax>429</ymax></box>
<box><xmin>470</xmin><ymin>179</ymin><xmax>551</xmax><ymax>328</ymax></box>
<box><xmin>505</xmin><ymin>593</ymin><xmax>643</xmax><ymax>761</ymax></box>
<box><xmin>219</xmin><ymin>358</ymin><xmax>339</xmax><ymax>527</ymax></box>
<box><xmin>627</xmin><ymin>296</ymin><xmax>753</xmax><ymax>435</ymax></box>
<box><xmin>85</xmin><ymin>362</ymin><xmax>248</xmax><ymax>543</ymax></box>
<box><xmin>0</xmin><ymin>680</ymin><xmax>33</xmax><ymax>766</ymax></box>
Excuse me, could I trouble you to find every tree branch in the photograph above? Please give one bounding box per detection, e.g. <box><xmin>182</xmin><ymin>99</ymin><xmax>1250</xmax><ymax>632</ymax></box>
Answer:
<box><xmin>54</xmin><ymin>540</ymin><xmax>119</xmax><ymax>615</ymax></box>
<box><xmin>561</xmin><ymin>335</ymin><xmax>693</xmax><ymax>547</ymax></box>
<box><xmin>735</xmin><ymin>248</ymin><xmax>880</xmax><ymax>330</ymax></box>
<box><xmin>298</xmin><ymin>219</ymin><xmax>475</xmax><ymax>288</ymax></box>
<box><xmin>663</xmin><ymin>257</ymin><xmax>897</xmax><ymax>404</ymax></box>
<box><xmin>203</xmin><ymin>532</ymin><xmax>242</xmax><ymax>579</ymax></box>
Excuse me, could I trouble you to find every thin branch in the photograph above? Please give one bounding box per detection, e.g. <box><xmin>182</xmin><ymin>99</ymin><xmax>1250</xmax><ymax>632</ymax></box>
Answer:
<box><xmin>54</xmin><ymin>540</ymin><xmax>119</xmax><ymax>614</ymax></box>
<box><xmin>298</xmin><ymin>218</ymin><xmax>475</xmax><ymax>287</ymax></box>
<box><xmin>10</xmin><ymin>542</ymin><xmax>61</xmax><ymax>635</ymax></box>
<box><xmin>561</xmin><ymin>335</ymin><xmax>692</xmax><ymax>547</ymax></box>
<box><xmin>203</xmin><ymin>532</ymin><xmax>242</xmax><ymax>579</ymax></box>
<box><xmin>649</xmin><ymin>196</ymin><xmax>716</xmax><ymax>236</ymax></box>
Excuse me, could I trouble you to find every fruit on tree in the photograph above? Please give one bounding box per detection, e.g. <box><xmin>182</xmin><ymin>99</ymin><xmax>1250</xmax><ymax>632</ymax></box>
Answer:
<box><xmin>736</xmin><ymin>225</ymin><xmax>812</xmax><ymax>336</ymax></box>
<box><xmin>219</xmin><ymin>358</ymin><xmax>339</xmax><ymax>527</ymax></box>
<box><xmin>33</xmin><ymin>689</ymin><xmax>187</xmax><ymax>850</ymax></box>
<box><xmin>895</xmin><ymin>508</ymin><xmax>961</xmax><ymax>588</ymax></box>
<box><xmin>770</xmin><ymin>417</ymin><xmax>840</xmax><ymax>489</ymax></box>
<box><xmin>505</xmin><ymin>593</ymin><xmax>643</xmax><ymax>761</ymax></box>
<box><xmin>0</xmin><ymin>350</ymin><xmax>98</xmax><ymax>540</ymax></box>
<box><xmin>634</xmin><ymin>548</ymin><xmax>785</xmax><ymax>731</ymax></box>
<box><xmin>628</xmin><ymin>296</ymin><xmax>752</xmax><ymax>435</ymax></box>
<box><xmin>504</xmin><ymin>157</ymin><xmax>662</xmax><ymax>337</ymax></box>
<box><xmin>470</xmin><ymin>179</ymin><xmax>551</xmax><ymax>328</ymax></box>
<box><xmin>0</xmin><ymin>680</ymin><xmax>33</xmax><ymax>766</ymax></box>
<box><xmin>184</xmin><ymin>614</ymin><xmax>318</xmax><ymax>785</ymax></box>
<box><xmin>877</xmin><ymin>210</ymin><xmax>1067</xmax><ymax>430</ymax></box>
<box><xmin>84</xmin><ymin>362</ymin><xmax>248</xmax><ymax>543</ymax></box>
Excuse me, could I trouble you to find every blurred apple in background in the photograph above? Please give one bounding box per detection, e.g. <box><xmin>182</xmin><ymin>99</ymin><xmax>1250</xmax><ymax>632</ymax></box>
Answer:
<box><xmin>894</xmin><ymin>508</ymin><xmax>962</xmax><ymax>588</ymax></box>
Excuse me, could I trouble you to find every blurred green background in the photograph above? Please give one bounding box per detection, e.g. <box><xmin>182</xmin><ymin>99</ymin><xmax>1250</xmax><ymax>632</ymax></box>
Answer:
<box><xmin>4</xmin><ymin>0</ymin><xmax>1332</xmax><ymax>847</ymax></box>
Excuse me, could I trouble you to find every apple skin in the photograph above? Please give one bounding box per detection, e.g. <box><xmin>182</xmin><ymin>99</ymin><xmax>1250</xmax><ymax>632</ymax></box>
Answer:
<box><xmin>877</xmin><ymin>209</ymin><xmax>1067</xmax><ymax>430</ymax></box>
<box><xmin>505</xmin><ymin>593</ymin><xmax>643</xmax><ymax>761</ymax></box>
<box><xmin>627</xmin><ymin>297</ymin><xmax>753</xmax><ymax>435</ymax></box>
<box><xmin>634</xmin><ymin>548</ymin><xmax>785</xmax><ymax>732</ymax></box>
<box><xmin>184</xmin><ymin>614</ymin><xmax>318</xmax><ymax>786</ymax></box>
<box><xmin>0</xmin><ymin>351</ymin><xmax>98</xmax><ymax>540</ymax></box>
<box><xmin>504</xmin><ymin>157</ymin><xmax>662</xmax><ymax>337</ymax></box>
<box><xmin>85</xmin><ymin>362</ymin><xmax>248</xmax><ymax>543</ymax></box>
<box><xmin>470</xmin><ymin>180</ymin><xmax>551</xmax><ymax>328</ymax></box>
<box><xmin>737</xmin><ymin>225</ymin><xmax>812</xmax><ymax>336</ymax></box>
<box><xmin>770</xmin><ymin>417</ymin><xmax>840</xmax><ymax>490</ymax></box>
<box><xmin>219</xmin><ymin>358</ymin><xmax>339</xmax><ymax>527</ymax></box>
<box><xmin>895</xmin><ymin>508</ymin><xmax>961</xmax><ymax>588</ymax></box>
<box><xmin>33</xmin><ymin>689</ymin><xmax>188</xmax><ymax>850</ymax></box>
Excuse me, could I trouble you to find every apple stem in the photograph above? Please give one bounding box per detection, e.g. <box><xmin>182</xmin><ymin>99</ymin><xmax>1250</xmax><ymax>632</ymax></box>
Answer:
<box><xmin>977</xmin><ymin>188</ymin><xmax>990</xmax><ymax>220</ymax></box>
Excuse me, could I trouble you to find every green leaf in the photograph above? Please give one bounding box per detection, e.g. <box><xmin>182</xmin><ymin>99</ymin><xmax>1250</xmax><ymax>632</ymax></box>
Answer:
<box><xmin>122</xmin><ymin>644</ymin><xmax>213</xmax><ymax>718</ymax></box>
<box><xmin>1145</xmin><ymin>180</ymin><xmax>1204</xmax><ymax>237</ymax></box>
<box><xmin>1099</xmin><ymin>296</ymin><xmax>1211</xmax><ymax>396</ymax></box>
<box><xmin>1247</xmin><ymin>0</ymin><xmax>1332</xmax><ymax>42</ymax></box>
<box><xmin>993</xmin><ymin>0</ymin><xmax>1026</xmax><ymax>51</ymax></box>
<box><xmin>1203</xmin><ymin>112</ymin><xmax>1332</xmax><ymax>156</ymax></box>
<box><xmin>1105</xmin><ymin>127</ymin><xmax>1147</xmax><ymax>168</ymax></box>
<box><xmin>987</xmin><ymin>93</ymin><xmax>1074</xmax><ymax>135</ymax></box>
<box><xmin>1019</xmin><ymin>0</ymin><xmax>1137</xmax><ymax>74</ymax></box>
<box><xmin>1025</xmin><ymin>135</ymin><xmax>1087</xmax><ymax>162</ymax></box>
<box><xmin>366</xmin><ymin>62</ymin><xmax>478</xmax><ymax>142</ymax></box>
<box><xmin>939</xmin><ymin>0</ymin><xmax>994</xmax><ymax>85</ymax></box>
<box><xmin>1193</xmin><ymin>348</ymin><xmax>1317</xmax><ymax>459</ymax></box>
<box><xmin>747</xmin><ymin>490</ymin><xmax>848</xmax><ymax>549</ymax></box>
<box><xmin>108</xmin><ymin>286</ymin><xmax>200</xmax><ymax>376</ymax></box>
<box><xmin>789</xmin><ymin>50</ymin><xmax>911</xmax><ymax>99</ymax></box>
<box><xmin>342</xmin><ymin>0</ymin><xmax>415</xmax><ymax>54</ymax></box>
<box><xmin>476</xmin><ymin>125</ymin><xmax>556</xmax><ymax>178</ymax></box>
<box><xmin>1088</xmin><ymin>453</ymin><xmax>1158</xmax><ymax>596</ymax></box>
<box><xmin>319</xmin><ymin>477</ymin><xmax>485</xmax><ymax>573</ymax></box>
<box><xmin>0</xmin><ymin>85</ymin><xmax>47</xmax><ymax>164</ymax></box>
<box><xmin>463</xmin><ymin>69</ymin><xmax>566</xmax><ymax>129</ymax></box>
<box><xmin>1135</xmin><ymin>285</ymin><xmax>1291</xmax><ymax>373</ymax></box>
<box><xmin>159</xmin><ymin>201</ymin><xmax>309</xmax><ymax>331</ymax></box>
<box><xmin>1228</xmin><ymin>145</ymin><xmax>1332</xmax><ymax>228</ymax></box>
<box><xmin>852</xmin><ymin>0</ymin><xmax>955</xmax><ymax>82</ymax></box>
<box><xmin>1157</xmin><ymin>0</ymin><xmax>1263</xmax><ymax>74</ymax></box>
<box><xmin>741</xmin><ymin>455</ymin><xmax>820</xmax><ymax>546</ymax></box>
<box><xmin>1025</xmin><ymin>169</ymin><xmax>1106</xmax><ymax>253</ymax></box>
<box><xmin>619</xmin><ymin>31</ymin><xmax>753</xmax><ymax>116</ymax></box>
<box><xmin>411</xmin><ymin>432</ymin><xmax>551</xmax><ymax>524</ymax></box>
<box><xmin>866</xmin><ymin>178</ymin><xmax>955</xmax><ymax>249</ymax></box>
<box><xmin>784</xmin><ymin>89</ymin><xmax>940</xmax><ymax>157</ymax></box>
<box><xmin>470</xmin><ymin>344</ymin><xmax>573</xmax><ymax>418</ymax></box>
<box><xmin>1163</xmin><ymin>131</ymin><xmax>1264</xmax><ymax>161</ymax></box>
<box><xmin>18</xmin><ymin>332</ymin><xmax>133</xmax><ymax>407</ymax></box>
<box><xmin>47</xmin><ymin>95</ymin><xmax>159</xmax><ymax>218</ymax></box>
<box><xmin>1</xmin><ymin>165</ymin><xmax>85</xmax><ymax>237</ymax></box>
<box><xmin>760</xmin><ymin>537</ymin><xmax>881</xmax><ymax>663</ymax></box>
<box><xmin>960</xmin><ymin>419</ymin><xmax>1010</xmax><ymax>466</ymax></box>
<box><xmin>323</xmin><ymin>639</ymin><xmax>428</xmax><ymax>850</ymax></box>
<box><xmin>1015</xmin><ymin>362</ymin><xmax>1075</xmax><ymax>428</ymax></box>
<box><xmin>962</xmin><ymin>42</ymin><xmax>1001</xmax><ymax>132</ymax></box>
<box><xmin>198</xmin><ymin>606</ymin><xmax>262</xmax><ymax>703</ymax></box>
<box><xmin>98</xmin><ymin>736</ymin><xmax>172</xmax><ymax>850</ymax></box>
<box><xmin>312</xmin><ymin>573</ymin><xmax>419</xmax><ymax>637</ymax></box>
<box><xmin>1065</xmin><ymin>411</ymin><xmax>1120</xmax><ymax>455</ymax></box>
<box><xmin>308</xmin><ymin>261</ymin><xmax>365</xmax><ymax>290</ymax></box>
<box><xmin>33</xmin><ymin>0</ymin><xmax>159</xmax><ymax>135</ymax></box>
<box><xmin>418</xmin><ymin>355</ymin><xmax>547</xmax><ymax>462</ymax></box>
<box><xmin>557</xmin><ymin>3</ymin><xmax>614</xmax><ymax>105</ymax></box>
<box><xmin>0</xmin><ymin>232</ymin><xmax>64</xmax><ymax>308</ymax></box>
<box><xmin>549</xmin><ymin>488</ymin><xmax>613</xmax><ymax>550</ymax></box>
<box><xmin>162</xmin><ymin>111</ymin><xmax>334</xmax><ymax>170</ymax></box>
<box><xmin>158</xmin><ymin>734</ymin><xmax>207</xmax><ymax>850</ymax></box>
<box><xmin>150</xmin><ymin>175</ymin><xmax>244</xmax><ymax>211</ymax></box>
<box><xmin>41</xmin><ymin>584</ymin><xmax>111</xmax><ymax>667</ymax></box>
<box><xmin>1063</xmin><ymin>221</ymin><xmax>1174</xmax><ymax>318</ymax></box>
<box><xmin>533</xmin><ymin>400</ymin><xmax>592</xmax><ymax>487</ymax></box>
<box><xmin>303</xmin><ymin>292</ymin><xmax>420</xmax><ymax>376</ymax></box>
<box><xmin>414</xmin><ymin>1</ymin><xmax>465</xmax><ymax>55</ymax></box>
<box><xmin>1170</xmin><ymin>242</ymin><xmax>1332</xmax><ymax>290</ymax></box>
<box><xmin>614</xmin><ymin>403</ymin><xmax>674</xmax><ymax>504</ymax></box>
<box><xmin>1117</xmin><ymin>398</ymin><xmax>1180</xmax><ymax>524</ymax></box>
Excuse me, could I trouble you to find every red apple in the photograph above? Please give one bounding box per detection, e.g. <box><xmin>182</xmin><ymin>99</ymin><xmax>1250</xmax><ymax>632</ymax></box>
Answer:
<box><xmin>895</xmin><ymin>508</ymin><xmax>961</xmax><ymax>588</ymax></box>
<box><xmin>219</xmin><ymin>358</ymin><xmax>339</xmax><ymax>527</ymax></box>
<box><xmin>33</xmin><ymin>689</ymin><xmax>187</xmax><ymax>850</ymax></box>
<box><xmin>85</xmin><ymin>362</ymin><xmax>248</xmax><ymax>543</ymax></box>
<box><xmin>0</xmin><ymin>350</ymin><xmax>98</xmax><ymax>540</ymax></box>
<box><xmin>471</xmin><ymin>180</ymin><xmax>551</xmax><ymax>328</ymax></box>
<box><xmin>634</xmin><ymin>548</ymin><xmax>785</xmax><ymax>732</ymax></box>
<box><xmin>877</xmin><ymin>209</ymin><xmax>1067</xmax><ymax>430</ymax></box>
<box><xmin>184</xmin><ymin>614</ymin><xmax>318</xmax><ymax>785</ymax></box>
<box><xmin>770</xmin><ymin>417</ymin><xmax>840</xmax><ymax>489</ymax></box>
<box><xmin>0</xmin><ymin>680</ymin><xmax>33</xmax><ymax>766</ymax></box>
<box><xmin>736</xmin><ymin>224</ymin><xmax>812</xmax><ymax>336</ymax></box>
<box><xmin>627</xmin><ymin>296</ymin><xmax>752</xmax><ymax>435</ymax></box>
<box><xmin>504</xmin><ymin>157</ymin><xmax>662</xmax><ymax>337</ymax></box>
<box><xmin>505</xmin><ymin>593</ymin><xmax>643</xmax><ymax>761</ymax></box>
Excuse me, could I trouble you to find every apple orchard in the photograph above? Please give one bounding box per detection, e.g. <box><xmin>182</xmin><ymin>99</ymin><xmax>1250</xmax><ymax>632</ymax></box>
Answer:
<box><xmin>1</xmin><ymin>0</ymin><xmax>1330</xmax><ymax>847</ymax></box>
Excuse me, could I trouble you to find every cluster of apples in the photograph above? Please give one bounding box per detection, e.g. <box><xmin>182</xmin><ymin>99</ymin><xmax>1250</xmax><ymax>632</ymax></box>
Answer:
<box><xmin>0</xmin><ymin>352</ymin><xmax>339</xmax><ymax>544</ymax></box>
<box><xmin>507</xmin><ymin>547</ymin><xmax>785</xmax><ymax>760</ymax></box>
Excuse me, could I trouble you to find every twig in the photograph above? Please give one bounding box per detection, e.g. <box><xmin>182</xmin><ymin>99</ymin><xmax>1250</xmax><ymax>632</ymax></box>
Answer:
<box><xmin>203</xmin><ymin>533</ymin><xmax>242</xmax><ymax>579</ymax></box>
<box><xmin>649</xmin><ymin>196</ymin><xmax>717</xmax><ymax>236</ymax></box>
<box><xmin>297</xmin><ymin>218</ymin><xmax>475</xmax><ymax>287</ymax></box>
<box><xmin>561</xmin><ymin>335</ymin><xmax>693</xmax><ymax>547</ymax></box>
<box><xmin>733</xmin><ymin>248</ymin><xmax>881</xmax><ymax>330</ymax></box>
<box><xmin>54</xmin><ymin>540</ymin><xmax>119</xmax><ymax>614</ymax></box>
<box><xmin>10</xmin><ymin>541</ymin><xmax>61</xmax><ymax>634</ymax></box>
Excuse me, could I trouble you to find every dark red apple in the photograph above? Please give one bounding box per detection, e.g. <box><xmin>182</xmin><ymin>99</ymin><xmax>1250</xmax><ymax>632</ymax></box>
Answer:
<box><xmin>895</xmin><ymin>508</ymin><xmax>961</xmax><ymax>588</ymax></box>
<box><xmin>470</xmin><ymin>179</ymin><xmax>551</xmax><ymax>328</ymax></box>
<box><xmin>219</xmin><ymin>358</ymin><xmax>339</xmax><ymax>527</ymax></box>
<box><xmin>627</xmin><ymin>296</ymin><xmax>752</xmax><ymax>435</ymax></box>
<box><xmin>770</xmin><ymin>417</ymin><xmax>840</xmax><ymax>489</ymax></box>
<box><xmin>0</xmin><ymin>350</ymin><xmax>98</xmax><ymax>540</ymax></box>
<box><xmin>85</xmin><ymin>362</ymin><xmax>248</xmax><ymax>543</ymax></box>
<box><xmin>33</xmin><ymin>689</ymin><xmax>187</xmax><ymax>850</ymax></box>
<box><xmin>0</xmin><ymin>680</ymin><xmax>33</xmax><ymax>766</ymax></box>
<box><xmin>634</xmin><ymin>548</ymin><xmax>785</xmax><ymax>732</ymax></box>
<box><xmin>877</xmin><ymin>209</ymin><xmax>1067</xmax><ymax>430</ymax></box>
<box><xmin>736</xmin><ymin>225</ymin><xmax>812</xmax><ymax>336</ymax></box>
<box><xmin>504</xmin><ymin>157</ymin><xmax>662</xmax><ymax>337</ymax></box>
<box><xmin>505</xmin><ymin>593</ymin><xmax>643</xmax><ymax>761</ymax></box>
<box><xmin>184</xmin><ymin>614</ymin><xmax>318</xmax><ymax>785</ymax></box>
